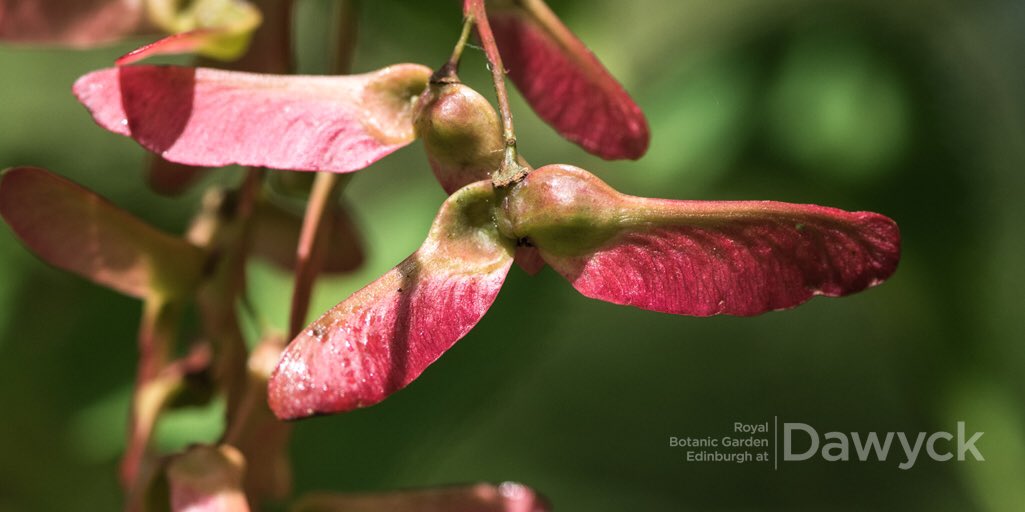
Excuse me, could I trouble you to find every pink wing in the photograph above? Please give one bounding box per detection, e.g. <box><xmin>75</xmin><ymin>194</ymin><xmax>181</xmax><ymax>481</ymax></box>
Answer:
<box><xmin>116</xmin><ymin>30</ymin><xmax>225</xmax><ymax>66</ymax></box>
<box><xmin>555</xmin><ymin>205</ymin><xmax>899</xmax><ymax>316</ymax></box>
<box><xmin>0</xmin><ymin>166</ymin><xmax>205</xmax><ymax>298</ymax></box>
<box><xmin>488</xmin><ymin>0</ymin><xmax>649</xmax><ymax>160</ymax></box>
<box><xmin>74</xmin><ymin>64</ymin><xmax>432</xmax><ymax>173</ymax></box>
<box><xmin>269</xmin><ymin>181</ymin><xmax>514</xmax><ymax>419</ymax></box>
<box><xmin>506</xmin><ymin>165</ymin><xmax>900</xmax><ymax>316</ymax></box>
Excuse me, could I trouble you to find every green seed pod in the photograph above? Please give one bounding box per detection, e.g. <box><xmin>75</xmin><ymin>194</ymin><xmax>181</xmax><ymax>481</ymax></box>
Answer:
<box><xmin>500</xmin><ymin>164</ymin><xmax>625</xmax><ymax>256</ymax></box>
<box><xmin>414</xmin><ymin>81</ymin><xmax>527</xmax><ymax>194</ymax></box>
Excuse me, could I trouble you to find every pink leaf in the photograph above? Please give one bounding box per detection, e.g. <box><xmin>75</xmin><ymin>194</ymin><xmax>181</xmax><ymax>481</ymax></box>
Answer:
<box><xmin>73</xmin><ymin>63</ymin><xmax>433</xmax><ymax>173</ymax></box>
<box><xmin>0</xmin><ymin>166</ymin><xmax>206</xmax><ymax>299</ymax></box>
<box><xmin>488</xmin><ymin>0</ymin><xmax>649</xmax><ymax>160</ymax></box>
<box><xmin>503</xmin><ymin>165</ymin><xmax>901</xmax><ymax>316</ymax></box>
<box><xmin>139</xmin><ymin>0</ymin><xmax>294</xmax><ymax>197</ymax></box>
<box><xmin>0</xmin><ymin>0</ymin><xmax>147</xmax><ymax>47</ymax></box>
<box><xmin>292</xmin><ymin>482</ymin><xmax>550</xmax><ymax>512</ymax></box>
<box><xmin>269</xmin><ymin>181</ymin><xmax>514</xmax><ymax>419</ymax></box>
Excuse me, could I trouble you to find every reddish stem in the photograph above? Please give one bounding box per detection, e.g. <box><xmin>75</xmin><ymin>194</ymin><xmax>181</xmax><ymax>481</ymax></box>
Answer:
<box><xmin>288</xmin><ymin>0</ymin><xmax>359</xmax><ymax>338</ymax></box>
<box><xmin>464</xmin><ymin>0</ymin><xmax>529</xmax><ymax>186</ymax></box>
<box><xmin>433</xmin><ymin>12</ymin><xmax>475</xmax><ymax>83</ymax></box>
<box><xmin>122</xmin><ymin>296</ymin><xmax>184</xmax><ymax>489</ymax></box>
<box><xmin>212</xmin><ymin>168</ymin><xmax>263</xmax><ymax>414</ymax></box>
<box><xmin>288</xmin><ymin>172</ymin><xmax>342</xmax><ymax>337</ymax></box>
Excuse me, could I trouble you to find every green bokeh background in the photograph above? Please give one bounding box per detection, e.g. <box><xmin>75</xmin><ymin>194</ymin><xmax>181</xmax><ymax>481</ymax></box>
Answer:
<box><xmin>2</xmin><ymin>0</ymin><xmax>1024</xmax><ymax>510</ymax></box>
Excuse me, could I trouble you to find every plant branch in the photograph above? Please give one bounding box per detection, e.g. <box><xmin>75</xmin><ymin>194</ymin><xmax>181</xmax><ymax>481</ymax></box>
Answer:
<box><xmin>464</xmin><ymin>0</ymin><xmax>529</xmax><ymax>186</ymax></box>
<box><xmin>332</xmin><ymin>0</ymin><xmax>359</xmax><ymax>76</ymax></box>
<box><xmin>122</xmin><ymin>295</ymin><xmax>185</xmax><ymax>489</ymax></box>
<box><xmin>211</xmin><ymin>168</ymin><xmax>263</xmax><ymax>410</ymax></box>
<box><xmin>288</xmin><ymin>0</ymin><xmax>359</xmax><ymax>338</ymax></box>
<box><xmin>288</xmin><ymin>172</ymin><xmax>344</xmax><ymax>337</ymax></box>
<box><xmin>434</xmin><ymin>13</ymin><xmax>476</xmax><ymax>83</ymax></box>
<box><xmin>449</xmin><ymin>13</ymin><xmax>475</xmax><ymax>70</ymax></box>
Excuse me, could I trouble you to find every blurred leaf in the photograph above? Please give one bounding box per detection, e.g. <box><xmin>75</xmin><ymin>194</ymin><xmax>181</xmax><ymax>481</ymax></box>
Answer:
<box><xmin>140</xmin><ymin>0</ymin><xmax>262</xmax><ymax>63</ymax></box>
<box><xmin>0</xmin><ymin>166</ymin><xmax>206</xmax><ymax>299</ymax></box>
<box><xmin>0</xmin><ymin>0</ymin><xmax>147</xmax><ymax>47</ymax></box>
<box><xmin>154</xmin><ymin>397</ymin><xmax>226</xmax><ymax>454</ymax></box>
<box><xmin>768</xmin><ymin>27</ymin><xmax>910</xmax><ymax>181</ymax></box>
<box><xmin>251</xmin><ymin>197</ymin><xmax>364</xmax><ymax>274</ymax></box>
<box><xmin>947</xmin><ymin>375</ymin><xmax>1025</xmax><ymax>512</ymax></box>
<box><xmin>67</xmin><ymin>383</ymin><xmax>133</xmax><ymax>463</ymax></box>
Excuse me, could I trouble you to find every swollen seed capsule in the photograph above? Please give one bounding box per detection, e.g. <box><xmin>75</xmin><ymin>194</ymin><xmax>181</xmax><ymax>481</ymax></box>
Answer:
<box><xmin>501</xmin><ymin>164</ymin><xmax>626</xmax><ymax>256</ymax></box>
<box><xmin>414</xmin><ymin>81</ymin><xmax>523</xmax><ymax>194</ymax></box>
<box><xmin>414</xmin><ymin>79</ymin><xmax>542</xmax><ymax>273</ymax></box>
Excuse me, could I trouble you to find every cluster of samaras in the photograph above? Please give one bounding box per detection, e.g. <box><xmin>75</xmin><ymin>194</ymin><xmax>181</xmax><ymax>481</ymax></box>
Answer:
<box><xmin>0</xmin><ymin>0</ymin><xmax>899</xmax><ymax>510</ymax></box>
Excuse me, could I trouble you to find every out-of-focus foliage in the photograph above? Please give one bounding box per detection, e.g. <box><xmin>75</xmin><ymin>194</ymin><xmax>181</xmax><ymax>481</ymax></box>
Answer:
<box><xmin>1</xmin><ymin>0</ymin><xmax>1023</xmax><ymax>510</ymax></box>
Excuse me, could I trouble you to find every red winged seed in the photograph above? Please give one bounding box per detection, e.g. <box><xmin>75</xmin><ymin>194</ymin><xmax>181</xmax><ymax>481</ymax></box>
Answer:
<box><xmin>503</xmin><ymin>165</ymin><xmax>901</xmax><ymax>316</ymax></box>
<box><xmin>488</xmin><ymin>0</ymin><xmax>650</xmax><ymax>159</ymax></box>
<box><xmin>268</xmin><ymin>182</ymin><xmax>514</xmax><ymax>419</ymax></box>
<box><xmin>74</xmin><ymin>64</ymin><xmax>432</xmax><ymax>173</ymax></box>
<box><xmin>0</xmin><ymin>166</ymin><xmax>205</xmax><ymax>298</ymax></box>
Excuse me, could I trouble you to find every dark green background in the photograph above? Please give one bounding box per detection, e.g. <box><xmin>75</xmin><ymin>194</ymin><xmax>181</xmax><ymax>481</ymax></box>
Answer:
<box><xmin>2</xmin><ymin>0</ymin><xmax>1023</xmax><ymax>510</ymax></box>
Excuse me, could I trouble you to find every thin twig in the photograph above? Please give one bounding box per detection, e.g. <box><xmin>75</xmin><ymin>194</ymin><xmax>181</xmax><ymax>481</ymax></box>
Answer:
<box><xmin>464</xmin><ymin>0</ymin><xmax>530</xmax><ymax>186</ymax></box>
<box><xmin>288</xmin><ymin>0</ymin><xmax>359</xmax><ymax>338</ymax></box>
<box><xmin>433</xmin><ymin>13</ymin><xmax>476</xmax><ymax>83</ymax></box>
<box><xmin>288</xmin><ymin>172</ymin><xmax>342</xmax><ymax>337</ymax></box>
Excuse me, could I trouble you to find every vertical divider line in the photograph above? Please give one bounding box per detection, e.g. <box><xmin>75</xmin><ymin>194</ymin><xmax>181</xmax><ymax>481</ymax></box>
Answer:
<box><xmin>774</xmin><ymin>415</ymin><xmax>779</xmax><ymax>471</ymax></box>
